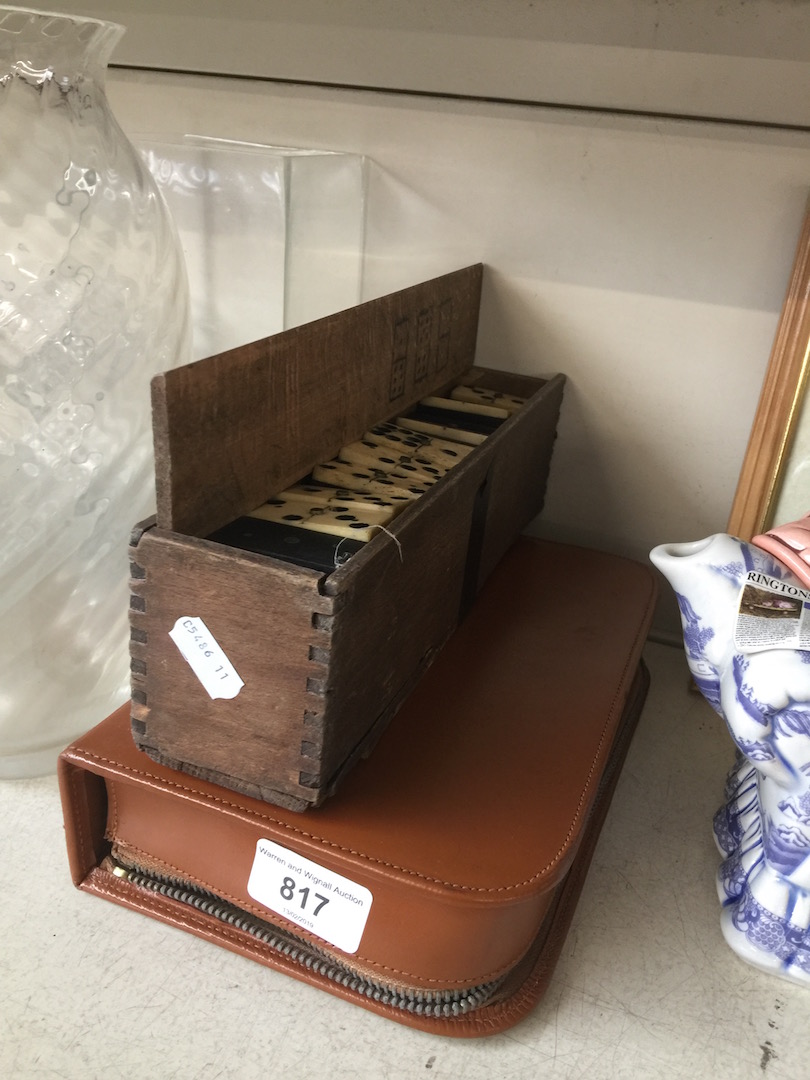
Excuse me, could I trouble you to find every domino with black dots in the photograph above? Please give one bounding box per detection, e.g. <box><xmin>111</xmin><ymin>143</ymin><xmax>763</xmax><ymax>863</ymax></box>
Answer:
<box><xmin>248</xmin><ymin>494</ymin><xmax>392</xmax><ymax>542</ymax></box>
<box><xmin>338</xmin><ymin>440</ymin><xmax>448</xmax><ymax>484</ymax></box>
<box><xmin>312</xmin><ymin>461</ymin><xmax>432</xmax><ymax>500</ymax></box>
<box><xmin>450</xmin><ymin>386</ymin><xmax>526</xmax><ymax>413</ymax></box>
<box><xmin>282</xmin><ymin>481</ymin><xmax>410</xmax><ymax>516</ymax></box>
<box><xmin>364</xmin><ymin>422</ymin><xmax>474</xmax><ymax>467</ymax></box>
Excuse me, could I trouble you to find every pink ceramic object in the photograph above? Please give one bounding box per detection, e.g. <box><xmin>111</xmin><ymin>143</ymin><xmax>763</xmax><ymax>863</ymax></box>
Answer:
<box><xmin>753</xmin><ymin>513</ymin><xmax>810</xmax><ymax>589</ymax></box>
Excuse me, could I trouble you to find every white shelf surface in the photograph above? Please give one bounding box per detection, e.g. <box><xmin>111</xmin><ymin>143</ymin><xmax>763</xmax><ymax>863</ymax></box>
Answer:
<box><xmin>2</xmin><ymin>641</ymin><xmax>809</xmax><ymax>1079</ymax></box>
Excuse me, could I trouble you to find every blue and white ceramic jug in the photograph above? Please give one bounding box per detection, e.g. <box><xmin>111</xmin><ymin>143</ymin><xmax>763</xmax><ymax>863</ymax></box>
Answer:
<box><xmin>651</xmin><ymin>532</ymin><xmax>810</xmax><ymax>985</ymax></box>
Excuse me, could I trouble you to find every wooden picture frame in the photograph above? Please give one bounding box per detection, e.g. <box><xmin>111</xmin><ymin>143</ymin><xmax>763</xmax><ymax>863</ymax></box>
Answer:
<box><xmin>727</xmin><ymin>201</ymin><xmax>810</xmax><ymax>540</ymax></box>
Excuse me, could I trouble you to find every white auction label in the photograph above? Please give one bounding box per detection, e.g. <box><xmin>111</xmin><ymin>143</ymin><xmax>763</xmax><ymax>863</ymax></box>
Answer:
<box><xmin>168</xmin><ymin>616</ymin><xmax>244</xmax><ymax>700</ymax></box>
<box><xmin>247</xmin><ymin>839</ymin><xmax>373</xmax><ymax>954</ymax></box>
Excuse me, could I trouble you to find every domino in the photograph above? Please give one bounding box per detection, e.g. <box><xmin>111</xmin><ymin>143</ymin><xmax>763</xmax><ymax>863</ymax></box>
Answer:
<box><xmin>337</xmin><ymin>448</ymin><xmax>442</xmax><ymax>485</ymax></box>
<box><xmin>208</xmin><ymin>516</ymin><xmax>364</xmax><ymax>572</ymax></box>
<box><xmin>450</xmin><ymin>386</ymin><xmax>526</xmax><ymax>413</ymax></box>
<box><xmin>312</xmin><ymin>461</ymin><xmax>431</xmax><ymax>500</ymax></box>
<box><xmin>249</xmin><ymin>494</ymin><xmax>392</xmax><ymax>542</ymax></box>
<box><xmin>394</xmin><ymin>415</ymin><xmax>487</xmax><ymax>446</ymax></box>
<box><xmin>419</xmin><ymin>395</ymin><xmax>510</xmax><ymax>420</ymax></box>
<box><xmin>207</xmin><ymin>379</ymin><xmax>521</xmax><ymax>572</ymax></box>
<box><xmin>338</xmin><ymin>440</ymin><xmax>448</xmax><ymax>484</ymax></box>
<box><xmin>364</xmin><ymin>422</ymin><xmax>474</xmax><ymax>465</ymax></box>
<box><xmin>282</xmin><ymin>481</ymin><xmax>410</xmax><ymax>516</ymax></box>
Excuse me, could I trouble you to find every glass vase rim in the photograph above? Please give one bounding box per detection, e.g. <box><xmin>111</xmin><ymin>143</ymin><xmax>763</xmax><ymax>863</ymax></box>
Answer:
<box><xmin>0</xmin><ymin>5</ymin><xmax>124</xmax><ymax>38</ymax></box>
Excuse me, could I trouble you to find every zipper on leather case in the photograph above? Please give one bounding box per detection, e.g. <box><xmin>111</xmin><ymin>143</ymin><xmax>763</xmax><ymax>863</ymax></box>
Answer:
<box><xmin>105</xmin><ymin>856</ymin><xmax>506</xmax><ymax>1017</ymax></box>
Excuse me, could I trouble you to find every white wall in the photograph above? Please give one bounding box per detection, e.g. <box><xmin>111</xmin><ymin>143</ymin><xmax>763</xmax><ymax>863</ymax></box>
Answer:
<box><xmin>36</xmin><ymin>1</ymin><xmax>810</xmax><ymax>125</ymax></box>
<box><xmin>102</xmin><ymin>68</ymin><xmax>810</xmax><ymax>638</ymax></box>
<box><xmin>30</xmin><ymin>2</ymin><xmax>810</xmax><ymax>637</ymax></box>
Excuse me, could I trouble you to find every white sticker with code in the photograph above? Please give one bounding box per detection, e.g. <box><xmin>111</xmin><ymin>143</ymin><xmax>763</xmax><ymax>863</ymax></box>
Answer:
<box><xmin>247</xmin><ymin>839</ymin><xmax>373</xmax><ymax>954</ymax></box>
<box><xmin>168</xmin><ymin>616</ymin><xmax>244</xmax><ymax>700</ymax></box>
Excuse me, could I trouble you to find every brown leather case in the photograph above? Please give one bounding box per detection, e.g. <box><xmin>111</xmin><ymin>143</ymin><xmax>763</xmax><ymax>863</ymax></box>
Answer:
<box><xmin>59</xmin><ymin>538</ymin><xmax>656</xmax><ymax>1037</ymax></box>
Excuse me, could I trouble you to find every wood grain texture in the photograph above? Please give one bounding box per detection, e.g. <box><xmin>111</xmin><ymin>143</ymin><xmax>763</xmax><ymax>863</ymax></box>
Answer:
<box><xmin>132</xmin><ymin>268</ymin><xmax>566</xmax><ymax>809</ymax></box>
<box><xmin>132</xmin><ymin>365</ymin><xmax>564</xmax><ymax>809</ymax></box>
<box><xmin>727</xmin><ymin>201</ymin><xmax>810</xmax><ymax>539</ymax></box>
<box><xmin>130</xmin><ymin>525</ymin><xmax>334</xmax><ymax>807</ymax></box>
<box><xmin>477</xmin><ymin>373</ymin><xmax>566</xmax><ymax>587</ymax></box>
<box><xmin>152</xmin><ymin>265</ymin><xmax>483</xmax><ymax>538</ymax></box>
<box><xmin>315</xmin><ymin>437</ymin><xmax>492</xmax><ymax>782</ymax></box>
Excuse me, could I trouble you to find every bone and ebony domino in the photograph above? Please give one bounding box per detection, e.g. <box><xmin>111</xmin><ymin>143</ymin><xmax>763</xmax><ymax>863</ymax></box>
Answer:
<box><xmin>207</xmin><ymin>383</ymin><xmax>523</xmax><ymax>569</ymax></box>
<box><xmin>449</xmin><ymin>386</ymin><xmax>527</xmax><ymax>414</ymax></box>
<box><xmin>206</xmin><ymin>488</ymin><xmax>399</xmax><ymax>570</ymax></box>
<box><xmin>396</xmin><ymin>396</ymin><xmax>505</xmax><ymax>444</ymax></box>
<box><xmin>363</xmin><ymin>422</ymin><xmax>475</xmax><ymax>467</ymax></box>
<box><xmin>337</xmin><ymin>440</ymin><xmax>449</xmax><ymax>485</ymax></box>
<box><xmin>312</xmin><ymin>461</ymin><xmax>432</xmax><ymax>500</ymax></box>
<box><xmin>283</xmin><ymin>481</ymin><xmax>411</xmax><ymax>516</ymax></box>
<box><xmin>249</xmin><ymin>494</ymin><xmax>392</xmax><ymax>542</ymax></box>
<box><xmin>207</xmin><ymin>516</ymin><xmax>367</xmax><ymax>572</ymax></box>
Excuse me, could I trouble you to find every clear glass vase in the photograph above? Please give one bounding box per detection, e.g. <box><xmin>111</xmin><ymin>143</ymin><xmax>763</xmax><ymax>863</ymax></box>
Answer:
<box><xmin>0</xmin><ymin>6</ymin><xmax>191</xmax><ymax>777</ymax></box>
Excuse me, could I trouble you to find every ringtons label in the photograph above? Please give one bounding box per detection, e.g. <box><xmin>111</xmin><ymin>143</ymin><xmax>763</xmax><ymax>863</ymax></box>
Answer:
<box><xmin>735</xmin><ymin>571</ymin><xmax>810</xmax><ymax>653</ymax></box>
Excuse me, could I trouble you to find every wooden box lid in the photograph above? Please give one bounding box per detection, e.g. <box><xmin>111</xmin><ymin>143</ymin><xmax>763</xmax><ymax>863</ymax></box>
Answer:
<box><xmin>152</xmin><ymin>265</ymin><xmax>483</xmax><ymax>538</ymax></box>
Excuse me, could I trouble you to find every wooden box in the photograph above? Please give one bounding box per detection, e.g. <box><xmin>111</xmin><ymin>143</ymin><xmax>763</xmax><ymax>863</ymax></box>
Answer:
<box><xmin>129</xmin><ymin>265</ymin><xmax>565</xmax><ymax>810</ymax></box>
